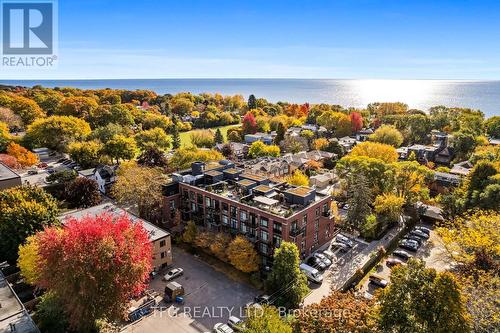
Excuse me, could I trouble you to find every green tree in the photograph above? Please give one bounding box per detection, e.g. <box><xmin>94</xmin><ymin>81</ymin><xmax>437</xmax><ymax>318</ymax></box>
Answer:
<box><xmin>266</xmin><ymin>242</ymin><xmax>309</xmax><ymax>309</ymax></box>
<box><xmin>392</xmin><ymin>161</ymin><xmax>434</xmax><ymax>205</ymax></box>
<box><xmin>346</xmin><ymin>173</ymin><xmax>372</xmax><ymax>231</ymax></box>
<box><xmin>452</xmin><ymin>131</ymin><xmax>478</xmax><ymax>161</ymax></box>
<box><xmin>0</xmin><ymin>186</ymin><xmax>59</xmax><ymax>263</ymax></box>
<box><xmin>369</xmin><ymin>125</ymin><xmax>404</xmax><ymax>147</ymax></box>
<box><xmin>248</xmin><ymin>94</ymin><xmax>257</xmax><ymax>110</ymax></box>
<box><xmin>274</xmin><ymin>122</ymin><xmax>286</xmax><ymax>145</ymax></box>
<box><xmin>24</xmin><ymin>116</ymin><xmax>91</xmax><ymax>152</ymax></box>
<box><xmin>226</xmin><ymin>235</ymin><xmax>259</xmax><ymax>272</ymax></box>
<box><xmin>375</xmin><ymin>259</ymin><xmax>470</xmax><ymax>333</ymax></box>
<box><xmin>462</xmin><ymin>161</ymin><xmax>499</xmax><ymax>211</ymax></box>
<box><xmin>103</xmin><ymin>134</ymin><xmax>137</xmax><ymax>163</ymax></box>
<box><xmin>134</xmin><ymin>127</ymin><xmax>171</xmax><ymax>151</ymax></box>
<box><xmin>33</xmin><ymin>292</ymin><xmax>68</xmax><ymax>333</ymax></box>
<box><xmin>171</xmin><ymin>124</ymin><xmax>181</xmax><ymax>149</ymax></box>
<box><xmin>245</xmin><ymin>305</ymin><xmax>293</xmax><ymax>333</ymax></box>
<box><xmin>214</xmin><ymin>128</ymin><xmax>224</xmax><ymax>144</ymax></box>
<box><xmin>484</xmin><ymin>116</ymin><xmax>500</xmax><ymax>138</ymax></box>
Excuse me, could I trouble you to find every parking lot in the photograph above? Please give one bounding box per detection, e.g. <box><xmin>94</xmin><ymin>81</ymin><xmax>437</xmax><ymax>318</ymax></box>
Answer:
<box><xmin>19</xmin><ymin>156</ymin><xmax>80</xmax><ymax>186</ymax></box>
<box><xmin>126</xmin><ymin>247</ymin><xmax>259</xmax><ymax>332</ymax></box>
<box><xmin>359</xmin><ymin>222</ymin><xmax>448</xmax><ymax>298</ymax></box>
<box><xmin>303</xmin><ymin>232</ymin><xmax>368</xmax><ymax>305</ymax></box>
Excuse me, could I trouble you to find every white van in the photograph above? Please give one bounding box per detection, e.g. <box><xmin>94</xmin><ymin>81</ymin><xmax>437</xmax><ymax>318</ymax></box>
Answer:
<box><xmin>299</xmin><ymin>263</ymin><xmax>323</xmax><ymax>284</ymax></box>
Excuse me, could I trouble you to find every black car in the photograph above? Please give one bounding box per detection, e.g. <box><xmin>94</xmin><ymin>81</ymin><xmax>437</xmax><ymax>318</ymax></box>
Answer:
<box><xmin>27</xmin><ymin>170</ymin><xmax>38</xmax><ymax>175</ymax></box>
<box><xmin>411</xmin><ymin>229</ymin><xmax>430</xmax><ymax>239</ymax></box>
<box><xmin>414</xmin><ymin>226</ymin><xmax>431</xmax><ymax>235</ymax></box>
<box><xmin>306</xmin><ymin>257</ymin><xmax>327</xmax><ymax>271</ymax></box>
<box><xmin>406</xmin><ymin>235</ymin><xmax>424</xmax><ymax>245</ymax></box>
<box><xmin>392</xmin><ymin>250</ymin><xmax>412</xmax><ymax>260</ymax></box>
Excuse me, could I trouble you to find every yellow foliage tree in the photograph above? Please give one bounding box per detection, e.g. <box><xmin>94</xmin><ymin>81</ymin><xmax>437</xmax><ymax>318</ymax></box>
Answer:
<box><xmin>286</xmin><ymin>169</ymin><xmax>309</xmax><ymax>187</ymax></box>
<box><xmin>374</xmin><ymin>193</ymin><xmax>405</xmax><ymax>223</ymax></box>
<box><xmin>17</xmin><ymin>235</ymin><xmax>41</xmax><ymax>285</ymax></box>
<box><xmin>6</xmin><ymin>142</ymin><xmax>38</xmax><ymax>167</ymax></box>
<box><xmin>313</xmin><ymin>138</ymin><xmax>328</xmax><ymax>150</ymax></box>
<box><xmin>350</xmin><ymin>141</ymin><xmax>398</xmax><ymax>163</ymax></box>
<box><xmin>226</xmin><ymin>236</ymin><xmax>259</xmax><ymax>273</ymax></box>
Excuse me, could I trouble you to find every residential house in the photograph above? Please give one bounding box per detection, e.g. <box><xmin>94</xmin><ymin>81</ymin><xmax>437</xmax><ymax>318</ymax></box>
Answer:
<box><xmin>244</xmin><ymin>132</ymin><xmax>275</xmax><ymax>145</ymax></box>
<box><xmin>215</xmin><ymin>142</ymin><xmax>249</xmax><ymax>159</ymax></box>
<box><xmin>0</xmin><ymin>162</ymin><xmax>21</xmax><ymax>190</ymax></box>
<box><xmin>91</xmin><ymin>165</ymin><xmax>118</xmax><ymax>194</ymax></box>
<box><xmin>450</xmin><ymin>161</ymin><xmax>473</xmax><ymax>177</ymax></box>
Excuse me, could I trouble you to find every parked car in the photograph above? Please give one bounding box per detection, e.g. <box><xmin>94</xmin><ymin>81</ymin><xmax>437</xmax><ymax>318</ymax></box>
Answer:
<box><xmin>46</xmin><ymin>168</ymin><xmax>55</xmax><ymax>174</ymax></box>
<box><xmin>313</xmin><ymin>253</ymin><xmax>332</xmax><ymax>267</ymax></box>
<box><xmin>214</xmin><ymin>323</ymin><xmax>234</xmax><ymax>333</ymax></box>
<box><xmin>343</xmin><ymin>203</ymin><xmax>350</xmax><ymax>210</ymax></box>
<box><xmin>57</xmin><ymin>158</ymin><xmax>67</xmax><ymax>163</ymax></box>
<box><xmin>254</xmin><ymin>294</ymin><xmax>271</xmax><ymax>305</ymax></box>
<box><xmin>335</xmin><ymin>234</ymin><xmax>354</xmax><ymax>247</ymax></box>
<box><xmin>322</xmin><ymin>249</ymin><xmax>335</xmax><ymax>260</ymax></box>
<box><xmin>392</xmin><ymin>250</ymin><xmax>412</xmax><ymax>260</ymax></box>
<box><xmin>414</xmin><ymin>226</ymin><xmax>431</xmax><ymax>235</ymax></box>
<box><xmin>331</xmin><ymin>242</ymin><xmax>350</xmax><ymax>253</ymax></box>
<box><xmin>300</xmin><ymin>263</ymin><xmax>323</xmax><ymax>284</ymax></box>
<box><xmin>386</xmin><ymin>258</ymin><xmax>404</xmax><ymax>267</ymax></box>
<box><xmin>306</xmin><ymin>257</ymin><xmax>327</xmax><ymax>271</ymax></box>
<box><xmin>62</xmin><ymin>160</ymin><xmax>73</xmax><ymax>165</ymax></box>
<box><xmin>399</xmin><ymin>239</ymin><xmax>419</xmax><ymax>252</ymax></box>
<box><xmin>163</xmin><ymin>268</ymin><xmax>183</xmax><ymax>281</ymax></box>
<box><xmin>227</xmin><ymin>316</ymin><xmax>245</xmax><ymax>331</ymax></box>
<box><xmin>411</xmin><ymin>229</ymin><xmax>430</xmax><ymax>239</ymax></box>
<box><xmin>406</xmin><ymin>235</ymin><xmax>424</xmax><ymax>245</ymax></box>
<box><xmin>369</xmin><ymin>274</ymin><xmax>388</xmax><ymax>288</ymax></box>
<box><xmin>37</xmin><ymin>162</ymin><xmax>48</xmax><ymax>168</ymax></box>
<box><xmin>27</xmin><ymin>170</ymin><xmax>38</xmax><ymax>175</ymax></box>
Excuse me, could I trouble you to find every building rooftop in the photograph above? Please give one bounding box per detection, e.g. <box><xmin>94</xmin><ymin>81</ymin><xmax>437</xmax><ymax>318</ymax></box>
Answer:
<box><xmin>253</xmin><ymin>185</ymin><xmax>272</xmax><ymax>193</ymax></box>
<box><xmin>237</xmin><ymin>179</ymin><xmax>256</xmax><ymax>187</ymax></box>
<box><xmin>223</xmin><ymin>168</ymin><xmax>241</xmax><ymax>175</ymax></box>
<box><xmin>0</xmin><ymin>162</ymin><xmax>20</xmax><ymax>181</ymax></box>
<box><xmin>0</xmin><ymin>272</ymin><xmax>39</xmax><ymax>333</ymax></box>
<box><xmin>205</xmin><ymin>170</ymin><xmax>223</xmax><ymax>177</ymax></box>
<box><xmin>240</xmin><ymin>173</ymin><xmax>267</xmax><ymax>182</ymax></box>
<box><xmin>286</xmin><ymin>186</ymin><xmax>313</xmax><ymax>197</ymax></box>
<box><xmin>59</xmin><ymin>203</ymin><xmax>169</xmax><ymax>242</ymax></box>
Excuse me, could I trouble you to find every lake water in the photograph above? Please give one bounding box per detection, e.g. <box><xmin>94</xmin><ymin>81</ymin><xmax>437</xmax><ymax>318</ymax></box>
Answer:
<box><xmin>1</xmin><ymin>79</ymin><xmax>499</xmax><ymax>118</ymax></box>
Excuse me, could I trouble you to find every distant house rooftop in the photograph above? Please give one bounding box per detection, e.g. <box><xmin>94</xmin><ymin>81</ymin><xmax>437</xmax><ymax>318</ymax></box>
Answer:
<box><xmin>240</xmin><ymin>172</ymin><xmax>267</xmax><ymax>182</ymax></box>
<box><xmin>237</xmin><ymin>179</ymin><xmax>256</xmax><ymax>187</ymax></box>
<box><xmin>223</xmin><ymin>168</ymin><xmax>241</xmax><ymax>175</ymax></box>
<box><xmin>59</xmin><ymin>203</ymin><xmax>169</xmax><ymax>242</ymax></box>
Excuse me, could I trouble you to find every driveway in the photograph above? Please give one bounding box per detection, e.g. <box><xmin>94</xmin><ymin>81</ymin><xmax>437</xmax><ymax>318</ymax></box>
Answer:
<box><xmin>125</xmin><ymin>246</ymin><xmax>259</xmax><ymax>332</ymax></box>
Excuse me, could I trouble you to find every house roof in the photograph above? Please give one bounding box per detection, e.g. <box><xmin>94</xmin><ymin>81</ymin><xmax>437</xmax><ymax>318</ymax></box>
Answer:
<box><xmin>240</xmin><ymin>173</ymin><xmax>267</xmax><ymax>182</ymax></box>
<box><xmin>223</xmin><ymin>168</ymin><xmax>242</xmax><ymax>175</ymax></box>
<box><xmin>0</xmin><ymin>162</ymin><xmax>20</xmax><ymax>181</ymax></box>
<box><xmin>253</xmin><ymin>195</ymin><xmax>279</xmax><ymax>206</ymax></box>
<box><xmin>95</xmin><ymin>165</ymin><xmax>117</xmax><ymax>181</ymax></box>
<box><xmin>253</xmin><ymin>185</ymin><xmax>273</xmax><ymax>193</ymax></box>
<box><xmin>286</xmin><ymin>186</ymin><xmax>313</xmax><ymax>197</ymax></box>
<box><xmin>237</xmin><ymin>179</ymin><xmax>256</xmax><ymax>187</ymax></box>
<box><xmin>59</xmin><ymin>203</ymin><xmax>169</xmax><ymax>242</ymax></box>
<box><xmin>205</xmin><ymin>170</ymin><xmax>223</xmax><ymax>177</ymax></box>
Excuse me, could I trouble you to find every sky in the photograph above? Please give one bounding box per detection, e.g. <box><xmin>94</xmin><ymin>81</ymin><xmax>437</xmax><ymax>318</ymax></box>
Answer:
<box><xmin>3</xmin><ymin>0</ymin><xmax>500</xmax><ymax>79</ymax></box>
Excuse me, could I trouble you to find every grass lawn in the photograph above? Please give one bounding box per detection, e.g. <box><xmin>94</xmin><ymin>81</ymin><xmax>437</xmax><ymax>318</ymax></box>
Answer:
<box><xmin>176</xmin><ymin>124</ymin><xmax>241</xmax><ymax>147</ymax></box>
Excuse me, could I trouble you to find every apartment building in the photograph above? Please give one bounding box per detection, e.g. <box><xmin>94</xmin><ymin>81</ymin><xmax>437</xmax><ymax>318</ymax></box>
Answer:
<box><xmin>163</xmin><ymin>161</ymin><xmax>337</xmax><ymax>267</ymax></box>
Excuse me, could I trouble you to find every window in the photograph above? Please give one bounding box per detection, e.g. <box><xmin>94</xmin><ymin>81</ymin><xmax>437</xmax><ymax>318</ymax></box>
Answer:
<box><xmin>161</xmin><ymin>252</ymin><xmax>165</xmax><ymax>259</ymax></box>
<box><xmin>260</xmin><ymin>243</ymin><xmax>268</xmax><ymax>254</ymax></box>
<box><xmin>222</xmin><ymin>215</ymin><xmax>229</xmax><ymax>225</ymax></box>
<box><xmin>240</xmin><ymin>210</ymin><xmax>247</xmax><ymax>221</ymax></box>
<box><xmin>231</xmin><ymin>206</ymin><xmax>237</xmax><ymax>218</ymax></box>
<box><xmin>273</xmin><ymin>222</ymin><xmax>282</xmax><ymax>235</ymax></box>
<box><xmin>189</xmin><ymin>191</ymin><xmax>195</xmax><ymax>200</ymax></box>
<box><xmin>205</xmin><ymin>197</ymin><xmax>211</xmax><ymax>207</ymax></box>
<box><xmin>260</xmin><ymin>230</ymin><xmax>269</xmax><ymax>242</ymax></box>
<box><xmin>323</xmin><ymin>203</ymin><xmax>329</xmax><ymax>214</ymax></box>
<box><xmin>273</xmin><ymin>235</ymin><xmax>282</xmax><ymax>248</ymax></box>
<box><xmin>191</xmin><ymin>202</ymin><xmax>196</xmax><ymax>212</ymax></box>
<box><xmin>169</xmin><ymin>200</ymin><xmax>175</xmax><ymax>210</ymax></box>
<box><xmin>315</xmin><ymin>207</ymin><xmax>320</xmax><ymax>216</ymax></box>
<box><xmin>222</xmin><ymin>202</ymin><xmax>228</xmax><ymax>214</ymax></box>
<box><xmin>314</xmin><ymin>230</ymin><xmax>319</xmax><ymax>242</ymax></box>
<box><xmin>315</xmin><ymin>219</ymin><xmax>320</xmax><ymax>230</ymax></box>
<box><xmin>159</xmin><ymin>240</ymin><xmax>166</xmax><ymax>247</ymax></box>
<box><xmin>197</xmin><ymin>193</ymin><xmax>203</xmax><ymax>204</ymax></box>
<box><xmin>260</xmin><ymin>217</ymin><xmax>269</xmax><ymax>228</ymax></box>
<box><xmin>302</xmin><ymin>215</ymin><xmax>307</xmax><ymax>228</ymax></box>
<box><xmin>240</xmin><ymin>223</ymin><xmax>247</xmax><ymax>233</ymax></box>
<box><xmin>231</xmin><ymin>218</ymin><xmax>238</xmax><ymax>229</ymax></box>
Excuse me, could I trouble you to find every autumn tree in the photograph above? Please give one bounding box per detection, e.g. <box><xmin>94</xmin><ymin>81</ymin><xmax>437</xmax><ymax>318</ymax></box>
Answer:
<box><xmin>369</xmin><ymin>125</ymin><xmax>404</xmax><ymax>147</ymax></box>
<box><xmin>0</xmin><ymin>121</ymin><xmax>11</xmax><ymax>152</ymax></box>
<box><xmin>190</xmin><ymin>129</ymin><xmax>215</xmax><ymax>148</ymax></box>
<box><xmin>64</xmin><ymin>177</ymin><xmax>102</xmax><ymax>208</ymax></box>
<box><xmin>35</xmin><ymin>213</ymin><xmax>153</xmax><ymax>331</ymax></box>
<box><xmin>103</xmin><ymin>134</ymin><xmax>137</xmax><ymax>163</ymax></box>
<box><xmin>17</xmin><ymin>235</ymin><xmax>41</xmax><ymax>285</ymax></box>
<box><xmin>168</xmin><ymin>147</ymin><xmax>223</xmax><ymax>170</ymax></box>
<box><xmin>374</xmin><ymin>259</ymin><xmax>470</xmax><ymax>333</ymax></box>
<box><xmin>242</xmin><ymin>112</ymin><xmax>258</xmax><ymax>135</ymax></box>
<box><xmin>350</xmin><ymin>111</ymin><xmax>364</xmax><ymax>132</ymax></box>
<box><xmin>336</xmin><ymin>156</ymin><xmax>393</xmax><ymax>195</ymax></box>
<box><xmin>484</xmin><ymin>116</ymin><xmax>500</xmax><ymax>138</ymax></box>
<box><xmin>9</xmin><ymin>95</ymin><xmax>46</xmax><ymax>125</ymax></box>
<box><xmin>245</xmin><ymin>305</ymin><xmax>293</xmax><ymax>333</ymax></box>
<box><xmin>68</xmin><ymin>140</ymin><xmax>103</xmax><ymax>168</ymax></box>
<box><xmin>286</xmin><ymin>169</ymin><xmax>309</xmax><ymax>187</ymax></box>
<box><xmin>210</xmin><ymin>233</ymin><xmax>232</xmax><ymax>262</ymax></box>
<box><xmin>226</xmin><ymin>235</ymin><xmax>259</xmax><ymax>273</ymax></box>
<box><xmin>134</xmin><ymin>127</ymin><xmax>171</xmax><ymax>151</ymax></box>
<box><xmin>0</xmin><ymin>154</ymin><xmax>20</xmax><ymax>169</ymax></box>
<box><xmin>392</xmin><ymin>161</ymin><xmax>434</xmax><ymax>205</ymax></box>
<box><xmin>56</xmin><ymin>96</ymin><xmax>98</xmax><ymax>118</ymax></box>
<box><xmin>266</xmin><ymin>242</ymin><xmax>309</xmax><ymax>309</ymax></box>
<box><xmin>182</xmin><ymin>221</ymin><xmax>197</xmax><ymax>244</ymax></box>
<box><xmin>112</xmin><ymin>161</ymin><xmax>167</xmax><ymax>222</ymax></box>
<box><xmin>248</xmin><ymin>141</ymin><xmax>280</xmax><ymax>158</ymax></box>
<box><xmin>374</xmin><ymin>193</ymin><xmax>404</xmax><ymax>224</ymax></box>
<box><xmin>296</xmin><ymin>291</ymin><xmax>375</xmax><ymax>333</ymax></box>
<box><xmin>350</xmin><ymin>141</ymin><xmax>398</xmax><ymax>163</ymax></box>
<box><xmin>24</xmin><ymin>116</ymin><xmax>91</xmax><ymax>152</ymax></box>
<box><xmin>0</xmin><ymin>185</ymin><xmax>59</xmax><ymax>263</ymax></box>
<box><xmin>6</xmin><ymin>142</ymin><xmax>38</xmax><ymax>167</ymax></box>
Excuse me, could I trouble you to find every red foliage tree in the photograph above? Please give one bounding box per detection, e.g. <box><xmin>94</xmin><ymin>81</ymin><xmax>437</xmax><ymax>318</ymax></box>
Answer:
<box><xmin>350</xmin><ymin>112</ymin><xmax>364</xmax><ymax>132</ymax></box>
<box><xmin>36</xmin><ymin>213</ymin><xmax>152</xmax><ymax>331</ymax></box>
<box><xmin>0</xmin><ymin>153</ymin><xmax>20</xmax><ymax>169</ymax></box>
<box><xmin>242</xmin><ymin>112</ymin><xmax>257</xmax><ymax>135</ymax></box>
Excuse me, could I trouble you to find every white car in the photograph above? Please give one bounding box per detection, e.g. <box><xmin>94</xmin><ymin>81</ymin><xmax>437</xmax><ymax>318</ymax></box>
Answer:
<box><xmin>336</xmin><ymin>234</ymin><xmax>354</xmax><ymax>247</ymax></box>
<box><xmin>163</xmin><ymin>268</ymin><xmax>183</xmax><ymax>281</ymax></box>
<box><xmin>227</xmin><ymin>316</ymin><xmax>245</xmax><ymax>331</ymax></box>
<box><xmin>322</xmin><ymin>249</ymin><xmax>335</xmax><ymax>260</ymax></box>
<box><xmin>214</xmin><ymin>323</ymin><xmax>234</xmax><ymax>333</ymax></box>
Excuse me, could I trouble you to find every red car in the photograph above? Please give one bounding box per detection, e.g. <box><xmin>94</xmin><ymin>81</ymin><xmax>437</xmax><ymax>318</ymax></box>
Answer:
<box><xmin>37</xmin><ymin>162</ymin><xmax>48</xmax><ymax>168</ymax></box>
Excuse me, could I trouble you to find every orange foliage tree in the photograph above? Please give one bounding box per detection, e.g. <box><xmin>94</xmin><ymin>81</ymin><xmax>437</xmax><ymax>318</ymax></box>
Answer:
<box><xmin>6</xmin><ymin>142</ymin><xmax>38</xmax><ymax>167</ymax></box>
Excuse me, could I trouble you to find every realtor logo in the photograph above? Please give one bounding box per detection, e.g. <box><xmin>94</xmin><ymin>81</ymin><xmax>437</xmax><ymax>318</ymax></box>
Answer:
<box><xmin>1</xmin><ymin>0</ymin><xmax>57</xmax><ymax>67</ymax></box>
